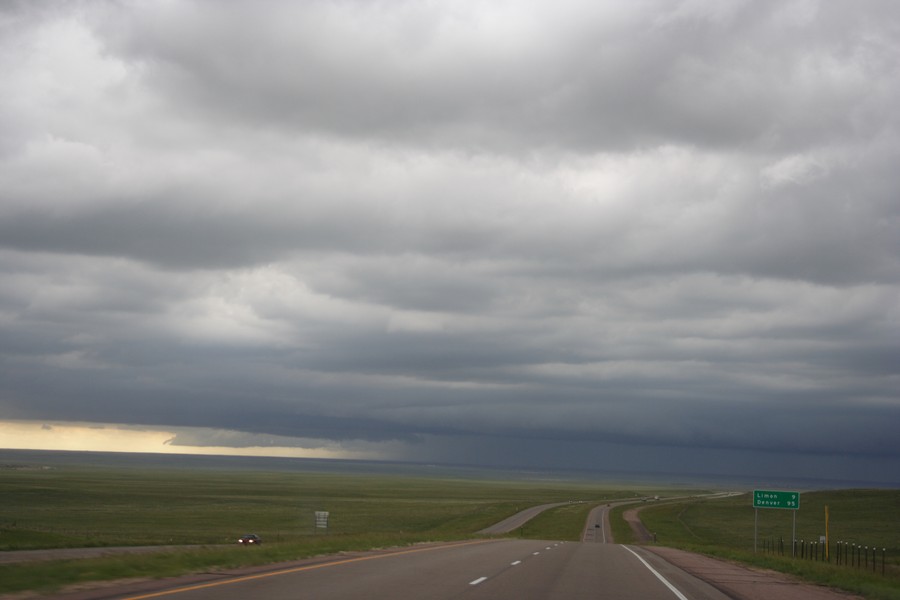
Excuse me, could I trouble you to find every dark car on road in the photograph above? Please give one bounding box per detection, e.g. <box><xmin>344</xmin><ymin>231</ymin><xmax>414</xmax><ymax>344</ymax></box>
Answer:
<box><xmin>238</xmin><ymin>534</ymin><xmax>262</xmax><ymax>545</ymax></box>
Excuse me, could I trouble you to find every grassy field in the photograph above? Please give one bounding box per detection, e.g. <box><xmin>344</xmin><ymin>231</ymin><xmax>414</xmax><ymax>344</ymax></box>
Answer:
<box><xmin>4</xmin><ymin>460</ymin><xmax>899</xmax><ymax>599</ymax></box>
<box><xmin>514</xmin><ymin>502</ymin><xmax>596</xmax><ymax>541</ymax></box>
<box><xmin>0</xmin><ymin>465</ymin><xmax>598</xmax><ymax>548</ymax></box>
<box><xmin>636</xmin><ymin>490</ymin><xmax>900</xmax><ymax>600</ymax></box>
<box><xmin>0</xmin><ymin>461</ymin><xmax>654</xmax><ymax>595</ymax></box>
<box><xmin>609</xmin><ymin>500</ymin><xmax>639</xmax><ymax>542</ymax></box>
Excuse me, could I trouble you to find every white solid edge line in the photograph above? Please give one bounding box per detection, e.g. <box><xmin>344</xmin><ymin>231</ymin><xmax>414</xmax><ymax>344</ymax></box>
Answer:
<box><xmin>469</xmin><ymin>577</ymin><xmax>488</xmax><ymax>586</ymax></box>
<box><xmin>621</xmin><ymin>546</ymin><xmax>689</xmax><ymax>600</ymax></box>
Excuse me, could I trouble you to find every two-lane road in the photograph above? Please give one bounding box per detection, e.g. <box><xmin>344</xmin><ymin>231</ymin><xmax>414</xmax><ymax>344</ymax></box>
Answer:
<box><xmin>118</xmin><ymin>539</ymin><xmax>729</xmax><ymax>600</ymax></box>
<box><xmin>582</xmin><ymin>503</ymin><xmax>614</xmax><ymax>543</ymax></box>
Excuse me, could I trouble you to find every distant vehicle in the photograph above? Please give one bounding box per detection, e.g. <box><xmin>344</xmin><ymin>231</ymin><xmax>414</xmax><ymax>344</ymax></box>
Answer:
<box><xmin>238</xmin><ymin>534</ymin><xmax>262</xmax><ymax>545</ymax></box>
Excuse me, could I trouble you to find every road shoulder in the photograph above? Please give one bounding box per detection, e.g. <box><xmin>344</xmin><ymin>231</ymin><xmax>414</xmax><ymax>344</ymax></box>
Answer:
<box><xmin>644</xmin><ymin>546</ymin><xmax>864</xmax><ymax>600</ymax></box>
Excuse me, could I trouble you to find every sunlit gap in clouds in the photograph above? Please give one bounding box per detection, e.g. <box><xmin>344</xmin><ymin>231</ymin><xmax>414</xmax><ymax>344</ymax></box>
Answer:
<box><xmin>0</xmin><ymin>420</ymin><xmax>376</xmax><ymax>460</ymax></box>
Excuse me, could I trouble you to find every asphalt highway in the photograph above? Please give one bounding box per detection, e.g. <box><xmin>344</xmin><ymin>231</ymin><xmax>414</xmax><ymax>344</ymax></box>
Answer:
<box><xmin>114</xmin><ymin>539</ymin><xmax>730</xmax><ymax>600</ymax></box>
<box><xmin>582</xmin><ymin>503</ymin><xmax>614</xmax><ymax>544</ymax></box>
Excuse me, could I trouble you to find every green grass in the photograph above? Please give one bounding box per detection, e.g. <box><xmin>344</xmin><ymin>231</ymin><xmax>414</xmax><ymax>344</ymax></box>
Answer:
<box><xmin>0</xmin><ymin>466</ymin><xmax>595</xmax><ymax>549</ymax></box>
<box><xmin>0</xmin><ymin>463</ymin><xmax>651</xmax><ymax>595</ymax></box>
<box><xmin>0</xmin><ymin>533</ymin><xmax>455</xmax><ymax>595</ymax></box>
<box><xmin>609</xmin><ymin>502</ymin><xmax>639</xmax><ymax>544</ymax></box>
<box><xmin>638</xmin><ymin>490</ymin><xmax>900</xmax><ymax>600</ymax></box>
<box><xmin>516</xmin><ymin>502</ymin><xmax>596</xmax><ymax>541</ymax></box>
<box><xmin>516</xmin><ymin>496</ymin><xmax>669</xmax><ymax>542</ymax></box>
<box><xmin>6</xmin><ymin>462</ymin><xmax>898</xmax><ymax>599</ymax></box>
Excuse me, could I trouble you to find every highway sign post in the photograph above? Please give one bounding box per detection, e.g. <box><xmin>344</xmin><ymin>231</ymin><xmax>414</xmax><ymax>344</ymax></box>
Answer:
<box><xmin>315</xmin><ymin>511</ymin><xmax>330</xmax><ymax>533</ymax></box>
<box><xmin>753</xmin><ymin>490</ymin><xmax>799</xmax><ymax>556</ymax></box>
<box><xmin>753</xmin><ymin>490</ymin><xmax>799</xmax><ymax>510</ymax></box>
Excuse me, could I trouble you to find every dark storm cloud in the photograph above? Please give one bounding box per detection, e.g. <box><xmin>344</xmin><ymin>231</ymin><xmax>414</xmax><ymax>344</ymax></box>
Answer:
<box><xmin>1</xmin><ymin>0</ymin><xmax>899</xmax><ymax>482</ymax></box>
<box><xmin>98</xmin><ymin>0</ymin><xmax>897</xmax><ymax>152</ymax></box>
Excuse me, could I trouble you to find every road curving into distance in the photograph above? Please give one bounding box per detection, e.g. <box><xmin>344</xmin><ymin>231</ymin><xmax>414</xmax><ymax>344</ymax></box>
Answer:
<box><xmin>7</xmin><ymin>493</ymin><xmax>859</xmax><ymax>600</ymax></box>
<box><xmin>476</xmin><ymin>501</ymin><xmax>573</xmax><ymax>535</ymax></box>
<box><xmin>581</xmin><ymin>502</ymin><xmax>615</xmax><ymax>543</ymax></box>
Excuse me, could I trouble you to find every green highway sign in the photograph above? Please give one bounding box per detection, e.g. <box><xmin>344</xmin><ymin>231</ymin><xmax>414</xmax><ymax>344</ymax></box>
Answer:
<box><xmin>753</xmin><ymin>489</ymin><xmax>800</xmax><ymax>510</ymax></box>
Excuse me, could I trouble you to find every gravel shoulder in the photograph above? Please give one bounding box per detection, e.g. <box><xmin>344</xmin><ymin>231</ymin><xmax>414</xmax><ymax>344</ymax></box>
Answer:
<box><xmin>644</xmin><ymin>546</ymin><xmax>863</xmax><ymax>600</ymax></box>
<box><xmin>623</xmin><ymin>502</ymin><xmax>863</xmax><ymax>600</ymax></box>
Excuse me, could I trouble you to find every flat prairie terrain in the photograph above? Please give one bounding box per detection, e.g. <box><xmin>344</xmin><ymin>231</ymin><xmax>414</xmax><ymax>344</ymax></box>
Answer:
<box><xmin>0</xmin><ymin>463</ymin><xmax>656</xmax><ymax>549</ymax></box>
<box><xmin>0</xmin><ymin>460</ymin><xmax>674</xmax><ymax>595</ymax></box>
<box><xmin>3</xmin><ymin>456</ymin><xmax>898</xmax><ymax>599</ymax></box>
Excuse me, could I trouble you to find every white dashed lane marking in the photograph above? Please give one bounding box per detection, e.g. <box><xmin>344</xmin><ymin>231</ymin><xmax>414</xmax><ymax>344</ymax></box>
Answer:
<box><xmin>469</xmin><ymin>543</ymin><xmax>563</xmax><ymax>588</ymax></box>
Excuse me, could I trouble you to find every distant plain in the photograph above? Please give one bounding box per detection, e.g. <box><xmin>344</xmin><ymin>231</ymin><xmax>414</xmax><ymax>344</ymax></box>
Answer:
<box><xmin>1</xmin><ymin>450</ymin><xmax>898</xmax><ymax>599</ymax></box>
<box><xmin>0</xmin><ymin>450</ymin><xmax>679</xmax><ymax>595</ymax></box>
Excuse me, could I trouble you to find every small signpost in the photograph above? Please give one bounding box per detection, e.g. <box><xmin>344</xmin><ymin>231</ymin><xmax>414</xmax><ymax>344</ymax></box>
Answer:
<box><xmin>753</xmin><ymin>490</ymin><xmax>799</xmax><ymax>556</ymax></box>
<box><xmin>315</xmin><ymin>511</ymin><xmax>330</xmax><ymax>533</ymax></box>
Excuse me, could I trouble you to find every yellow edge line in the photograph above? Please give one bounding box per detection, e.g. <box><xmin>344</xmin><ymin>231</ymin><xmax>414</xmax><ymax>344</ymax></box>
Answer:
<box><xmin>123</xmin><ymin>539</ymin><xmax>495</xmax><ymax>599</ymax></box>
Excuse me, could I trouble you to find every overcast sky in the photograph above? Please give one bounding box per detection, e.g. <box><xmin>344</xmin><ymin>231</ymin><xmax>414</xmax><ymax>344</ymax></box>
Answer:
<box><xmin>2</xmin><ymin>0</ymin><xmax>899</xmax><ymax>484</ymax></box>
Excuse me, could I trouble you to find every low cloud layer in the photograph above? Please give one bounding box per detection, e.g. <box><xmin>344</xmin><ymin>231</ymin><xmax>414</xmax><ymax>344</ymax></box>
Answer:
<box><xmin>1</xmin><ymin>0</ymin><xmax>899</xmax><ymax>483</ymax></box>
